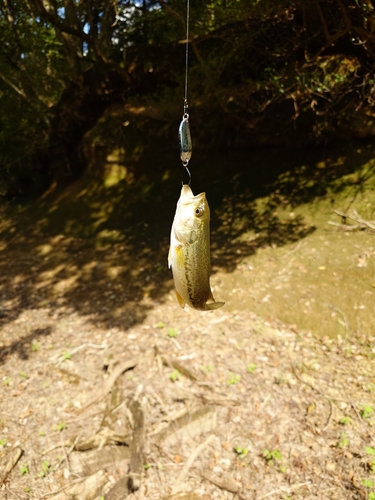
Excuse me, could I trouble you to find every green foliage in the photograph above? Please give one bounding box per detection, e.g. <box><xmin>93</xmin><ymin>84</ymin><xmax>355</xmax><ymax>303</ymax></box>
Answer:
<box><xmin>1</xmin><ymin>0</ymin><xmax>375</xmax><ymax>196</ymax></box>
<box><xmin>234</xmin><ymin>446</ymin><xmax>248</xmax><ymax>458</ymax></box>
<box><xmin>365</xmin><ymin>446</ymin><xmax>375</xmax><ymax>473</ymax></box>
<box><xmin>0</xmin><ymin>1</ymin><xmax>65</xmax><ymax>193</ymax></box>
<box><xmin>247</xmin><ymin>363</ymin><xmax>257</xmax><ymax>373</ymax></box>
<box><xmin>39</xmin><ymin>460</ymin><xmax>51</xmax><ymax>477</ymax></box>
<box><xmin>167</xmin><ymin>328</ymin><xmax>178</xmax><ymax>338</ymax></box>
<box><xmin>169</xmin><ymin>369</ymin><xmax>182</xmax><ymax>382</ymax></box>
<box><xmin>360</xmin><ymin>405</ymin><xmax>374</xmax><ymax>419</ymax></box>
<box><xmin>31</xmin><ymin>340</ymin><xmax>40</xmax><ymax>352</ymax></box>
<box><xmin>339</xmin><ymin>416</ymin><xmax>351</xmax><ymax>425</ymax></box>
<box><xmin>52</xmin><ymin>422</ymin><xmax>67</xmax><ymax>432</ymax></box>
<box><xmin>338</xmin><ymin>433</ymin><xmax>349</xmax><ymax>448</ymax></box>
<box><xmin>19</xmin><ymin>464</ymin><xmax>29</xmax><ymax>475</ymax></box>
<box><xmin>361</xmin><ymin>478</ymin><xmax>374</xmax><ymax>488</ymax></box>
<box><xmin>262</xmin><ymin>449</ymin><xmax>282</xmax><ymax>465</ymax></box>
<box><xmin>201</xmin><ymin>364</ymin><xmax>214</xmax><ymax>374</ymax></box>
<box><xmin>227</xmin><ymin>373</ymin><xmax>241</xmax><ymax>385</ymax></box>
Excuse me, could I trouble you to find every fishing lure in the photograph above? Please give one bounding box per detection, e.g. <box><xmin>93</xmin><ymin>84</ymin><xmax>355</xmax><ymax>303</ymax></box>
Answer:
<box><xmin>179</xmin><ymin>113</ymin><xmax>192</xmax><ymax>168</ymax></box>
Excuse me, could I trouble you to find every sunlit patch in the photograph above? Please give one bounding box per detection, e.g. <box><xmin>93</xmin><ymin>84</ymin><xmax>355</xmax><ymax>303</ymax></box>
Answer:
<box><xmin>53</xmin><ymin>276</ymin><xmax>79</xmax><ymax>295</ymax></box>
<box><xmin>103</xmin><ymin>164</ymin><xmax>127</xmax><ymax>188</ymax></box>
<box><xmin>36</xmin><ymin>244</ymin><xmax>53</xmax><ymax>256</ymax></box>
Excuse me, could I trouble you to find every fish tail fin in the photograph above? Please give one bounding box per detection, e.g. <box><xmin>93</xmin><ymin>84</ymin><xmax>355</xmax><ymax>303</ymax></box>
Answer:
<box><xmin>206</xmin><ymin>301</ymin><xmax>225</xmax><ymax>311</ymax></box>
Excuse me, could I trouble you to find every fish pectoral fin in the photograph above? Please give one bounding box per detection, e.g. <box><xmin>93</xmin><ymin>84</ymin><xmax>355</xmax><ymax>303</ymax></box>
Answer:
<box><xmin>206</xmin><ymin>301</ymin><xmax>225</xmax><ymax>311</ymax></box>
<box><xmin>175</xmin><ymin>290</ymin><xmax>186</xmax><ymax>309</ymax></box>
<box><xmin>168</xmin><ymin>248</ymin><xmax>172</xmax><ymax>269</ymax></box>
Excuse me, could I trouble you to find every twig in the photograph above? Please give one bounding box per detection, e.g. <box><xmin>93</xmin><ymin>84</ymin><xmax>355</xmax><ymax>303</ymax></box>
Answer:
<box><xmin>350</xmin><ymin>209</ymin><xmax>375</xmax><ymax>231</ymax></box>
<box><xmin>53</xmin><ymin>435</ymin><xmax>80</xmax><ymax>472</ymax></box>
<box><xmin>76</xmin><ymin>357</ymin><xmax>138</xmax><ymax>414</ymax></box>
<box><xmin>258</xmin><ymin>482</ymin><xmax>312</xmax><ymax>499</ymax></box>
<box><xmin>52</xmin><ymin>342</ymin><xmax>109</xmax><ymax>364</ymax></box>
<box><xmin>327</xmin><ymin>221</ymin><xmax>361</xmax><ymax>231</ymax></box>
<box><xmin>348</xmin><ymin>399</ymin><xmax>362</xmax><ymax>422</ymax></box>
<box><xmin>200</xmin><ymin>470</ymin><xmax>240</xmax><ymax>493</ymax></box>
<box><xmin>172</xmin><ymin>434</ymin><xmax>216</xmax><ymax>492</ymax></box>
<box><xmin>128</xmin><ymin>400</ymin><xmax>145</xmax><ymax>491</ymax></box>
<box><xmin>170</xmin><ymin>337</ymin><xmax>182</xmax><ymax>350</ymax></box>
<box><xmin>327</xmin><ymin>304</ymin><xmax>349</xmax><ymax>339</ymax></box>
<box><xmin>161</xmin><ymin>355</ymin><xmax>199</xmax><ymax>382</ymax></box>
<box><xmin>330</xmin><ymin>209</ymin><xmax>375</xmax><ymax>233</ymax></box>
<box><xmin>38</xmin><ymin>477</ymin><xmax>88</xmax><ymax>499</ymax></box>
<box><xmin>0</xmin><ymin>447</ymin><xmax>23</xmax><ymax>485</ymax></box>
<box><xmin>322</xmin><ymin>399</ymin><xmax>333</xmax><ymax>431</ymax></box>
<box><xmin>281</xmin><ymin>240</ymin><xmax>303</xmax><ymax>259</ymax></box>
<box><xmin>42</xmin><ymin>440</ymin><xmax>73</xmax><ymax>455</ymax></box>
<box><xmin>290</xmin><ymin>362</ymin><xmax>323</xmax><ymax>395</ymax></box>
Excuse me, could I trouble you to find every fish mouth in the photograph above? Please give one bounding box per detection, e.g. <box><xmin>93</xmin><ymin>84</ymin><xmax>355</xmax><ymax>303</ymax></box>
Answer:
<box><xmin>181</xmin><ymin>184</ymin><xmax>206</xmax><ymax>202</ymax></box>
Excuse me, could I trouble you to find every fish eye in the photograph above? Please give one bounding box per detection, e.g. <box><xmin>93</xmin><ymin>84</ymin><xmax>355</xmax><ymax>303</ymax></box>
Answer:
<box><xmin>195</xmin><ymin>207</ymin><xmax>204</xmax><ymax>217</ymax></box>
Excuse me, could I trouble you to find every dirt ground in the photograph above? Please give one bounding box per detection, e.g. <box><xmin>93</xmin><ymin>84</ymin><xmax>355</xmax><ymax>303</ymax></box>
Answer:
<box><xmin>1</xmin><ymin>233</ymin><xmax>375</xmax><ymax>500</ymax></box>
<box><xmin>1</xmin><ymin>143</ymin><xmax>375</xmax><ymax>499</ymax></box>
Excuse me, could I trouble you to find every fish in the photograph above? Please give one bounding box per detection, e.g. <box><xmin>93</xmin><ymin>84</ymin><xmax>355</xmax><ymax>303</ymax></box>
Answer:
<box><xmin>168</xmin><ymin>184</ymin><xmax>225</xmax><ymax>311</ymax></box>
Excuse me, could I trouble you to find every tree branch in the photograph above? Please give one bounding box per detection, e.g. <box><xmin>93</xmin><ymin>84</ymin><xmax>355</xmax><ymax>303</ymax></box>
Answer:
<box><xmin>0</xmin><ymin>72</ymin><xmax>26</xmax><ymax>98</ymax></box>
<box><xmin>315</xmin><ymin>2</ymin><xmax>332</xmax><ymax>44</ymax></box>
<box><xmin>336</xmin><ymin>0</ymin><xmax>352</xmax><ymax>32</ymax></box>
<box><xmin>31</xmin><ymin>0</ymin><xmax>108</xmax><ymax>64</ymax></box>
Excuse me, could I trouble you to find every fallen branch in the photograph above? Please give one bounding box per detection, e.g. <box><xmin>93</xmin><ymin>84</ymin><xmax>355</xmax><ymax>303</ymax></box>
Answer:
<box><xmin>329</xmin><ymin>209</ymin><xmax>375</xmax><ymax>233</ymax></box>
<box><xmin>258</xmin><ymin>482</ymin><xmax>312</xmax><ymax>499</ymax></box>
<box><xmin>172</xmin><ymin>434</ymin><xmax>216</xmax><ymax>493</ymax></box>
<box><xmin>76</xmin><ymin>357</ymin><xmax>138</xmax><ymax>414</ymax></box>
<box><xmin>327</xmin><ymin>220</ymin><xmax>362</xmax><ymax>231</ymax></box>
<box><xmin>40</xmin><ymin>469</ymin><xmax>108</xmax><ymax>500</ymax></box>
<box><xmin>161</xmin><ymin>355</ymin><xmax>200</xmax><ymax>382</ymax></box>
<box><xmin>0</xmin><ymin>447</ymin><xmax>23</xmax><ymax>485</ymax></box>
<box><xmin>327</xmin><ymin>303</ymin><xmax>350</xmax><ymax>339</ymax></box>
<box><xmin>53</xmin><ymin>436</ymin><xmax>80</xmax><ymax>472</ymax></box>
<box><xmin>200</xmin><ymin>470</ymin><xmax>240</xmax><ymax>493</ymax></box>
<box><xmin>128</xmin><ymin>400</ymin><xmax>145</xmax><ymax>491</ymax></box>
<box><xmin>350</xmin><ymin>208</ymin><xmax>375</xmax><ymax>231</ymax></box>
<box><xmin>52</xmin><ymin>343</ymin><xmax>109</xmax><ymax>365</ymax></box>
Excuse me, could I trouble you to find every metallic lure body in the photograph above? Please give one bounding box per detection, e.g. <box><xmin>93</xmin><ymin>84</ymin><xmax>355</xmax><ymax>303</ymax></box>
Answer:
<box><xmin>178</xmin><ymin>116</ymin><xmax>192</xmax><ymax>165</ymax></box>
<box><xmin>168</xmin><ymin>185</ymin><xmax>225</xmax><ymax>311</ymax></box>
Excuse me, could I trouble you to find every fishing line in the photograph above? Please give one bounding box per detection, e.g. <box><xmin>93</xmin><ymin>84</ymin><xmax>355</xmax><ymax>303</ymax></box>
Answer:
<box><xmin>178</xmin><ymin>0</ymin><xmax>192</xmax><ymax>185</ymax></box>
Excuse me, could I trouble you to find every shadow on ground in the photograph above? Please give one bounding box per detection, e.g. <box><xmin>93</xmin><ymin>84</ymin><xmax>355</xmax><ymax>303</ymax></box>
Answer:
<box><xmin>0</xmin><ymin>326</ymin><xmax>52</xmax><ymax>365</ymax></box>
<box><xmin>0</xmin><ymin>138</ymin><xmax>374</xmax><ymax>334</ymax></box>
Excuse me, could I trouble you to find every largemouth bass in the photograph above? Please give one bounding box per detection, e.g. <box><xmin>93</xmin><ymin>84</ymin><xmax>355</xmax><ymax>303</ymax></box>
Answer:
<box><xmin>168</xmin><ymin>184</ymin><xmax>225</xmax><ymax>311</ymax></box>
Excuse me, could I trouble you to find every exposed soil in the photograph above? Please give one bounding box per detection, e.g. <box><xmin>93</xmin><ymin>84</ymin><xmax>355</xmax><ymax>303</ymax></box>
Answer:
<box><xmin>1</xmin><ymin>142</ymin><xmax>375</xmax><ymax>500</ymax></box>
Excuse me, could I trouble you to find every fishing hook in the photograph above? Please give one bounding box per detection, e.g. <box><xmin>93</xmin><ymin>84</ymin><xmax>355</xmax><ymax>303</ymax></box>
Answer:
<box><xmin>182</xmin><ymin>160</ymin><xmax>191</xmax><ymax>186</ymax></box>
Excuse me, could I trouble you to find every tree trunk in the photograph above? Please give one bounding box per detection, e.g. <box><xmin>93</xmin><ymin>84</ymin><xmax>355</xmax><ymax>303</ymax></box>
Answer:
<box><xmin>39</xmin><ymin>63</ymin><xmax>129</xmax><ymax>183</ymax></box>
